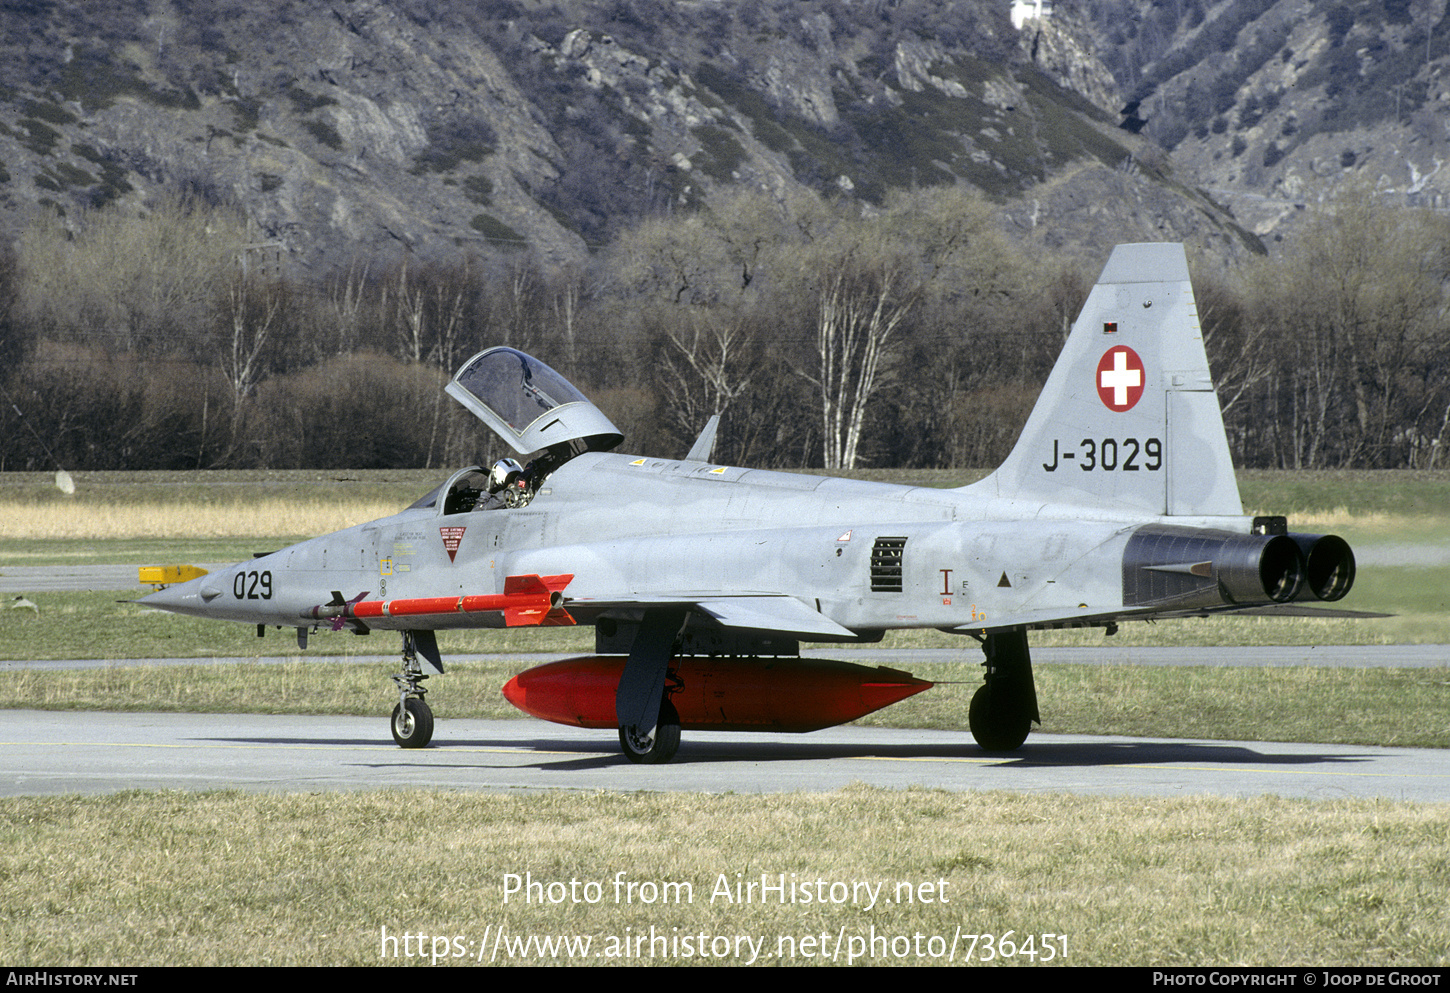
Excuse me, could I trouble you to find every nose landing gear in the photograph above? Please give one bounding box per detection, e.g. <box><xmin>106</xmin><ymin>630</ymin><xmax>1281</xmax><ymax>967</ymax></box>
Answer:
<box><xmin>389</xmin><ymin>631</ymin><xmax>437</xmax><ymax>748</ymax></box>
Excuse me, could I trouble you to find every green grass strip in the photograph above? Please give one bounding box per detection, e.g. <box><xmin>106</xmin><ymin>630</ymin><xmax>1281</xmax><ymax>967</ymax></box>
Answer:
<box><xmin>8</xmin><ymin>658</ymin><xmax>1450</xmax><ymax>749</ymax></box>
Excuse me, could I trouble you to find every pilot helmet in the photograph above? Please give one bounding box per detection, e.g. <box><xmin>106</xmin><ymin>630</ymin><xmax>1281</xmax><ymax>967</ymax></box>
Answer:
<box><xmin>488</xmin><ymin>458</ymin><xmax>524</xmax><ymax>493</ymax></box>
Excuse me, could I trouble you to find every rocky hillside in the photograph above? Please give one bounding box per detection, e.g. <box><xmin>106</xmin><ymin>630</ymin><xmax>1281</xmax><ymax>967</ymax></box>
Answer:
<box><xmin>1084</xmin><ymin>0</ymin><xmax>1450</xmax><ymax>246</ymax></box>
<box><xmin>0</xmin><ymin>0</ymin><xmax>1261</xmax><ymax>273</ymax></box>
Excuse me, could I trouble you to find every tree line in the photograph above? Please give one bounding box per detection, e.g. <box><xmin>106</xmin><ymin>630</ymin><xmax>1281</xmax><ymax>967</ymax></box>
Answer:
<box><xmin>1</xmin><ymin>185</ymin><xmax>1447</xmax><ymax>475</ymax></box>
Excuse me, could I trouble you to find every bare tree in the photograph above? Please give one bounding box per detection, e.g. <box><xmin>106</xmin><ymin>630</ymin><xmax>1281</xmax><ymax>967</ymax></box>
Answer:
<box><xmin>216</xmin><ymin>272</ymin><xmax>286</xmax><ymax>464</ymax></box>
<box><xmin>428</xmin><ymin>261</ymin><xmax>474</xmax><ymax>374</ymax></box>
<box><xmin>325</xmin><ymin>261</ymin><xmax>370</xmax><ymax>355</ymax></box>
<box><xmin>394</xmin><ymin>260</ymin><xmax>427</xmax><ymax>365</ymax></box>
<box><xmin>606</xmin><ymin>213</ymin><xmax>733</xmax><ymax>305</ymax></box>
<box><xmin>796</xmin><ymin>237</ymin><xmax>921</xmax><ymax>469</ymax></box>
<box><xmin>549</xmin><ymin>263</ymin><xmax>587</xmax><ymax>376</ymax></box>
<box><xmin>17</xmin><ymin>195</ymin><xmax>245</xmax><ymax>354</ymax></box>
<box><xmin>658</xmin><ymin>309</ymin><xmax>759</xmax><ymax>453</ymax></box>
<box><xmin>1197</xmin><ymin>267</ymin><xmax>1276</xmax><ymax>468</ymax></box>
<box><xmin>220</xmin><ymin>274</ymin><xmax>284</xmax><ymax>404</ymax></box>
<box><xmin>785</xmin><ymin>188</ymin><xmax>1014</xmax><ymax>469</ymax></box>
<box><xmin>1239</xmin><ymin>187</ymin><xmax>1450</xmax><ymax>468</ymax></box>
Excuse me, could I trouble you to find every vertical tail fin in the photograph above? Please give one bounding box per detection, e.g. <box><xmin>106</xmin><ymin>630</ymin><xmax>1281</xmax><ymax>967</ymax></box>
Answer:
<box><xmin>972</xmin><ymin>243</ymin><xmax>1242</xmax><ymax>517</ymax></box>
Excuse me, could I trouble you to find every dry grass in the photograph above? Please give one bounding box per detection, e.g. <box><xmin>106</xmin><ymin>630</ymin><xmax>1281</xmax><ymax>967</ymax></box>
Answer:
<box><xmin>0</xmin><ymin>497</ymin><xmax>403</xmax><ymax>540</ymax></box>
<box><xmin>1</xmin><ymin>788</ymin><xmax>1445</xmax><ymax>966</ymax></box>
<box><xmin>1259</xmin><ymin>508</ymin><xmax>1450</xmax><ymax>540</ymax></box>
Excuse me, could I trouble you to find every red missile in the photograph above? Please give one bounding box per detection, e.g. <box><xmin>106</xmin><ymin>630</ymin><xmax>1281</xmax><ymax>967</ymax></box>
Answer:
<box><xmin>501</xmin><ymin>655</ymin><xmax>933</xmax><ymax>733</ymax></box>
<box><xmin>302</xmin><ymin>574</ymin><xmax>574</xmax><ymax>629</ymax></box>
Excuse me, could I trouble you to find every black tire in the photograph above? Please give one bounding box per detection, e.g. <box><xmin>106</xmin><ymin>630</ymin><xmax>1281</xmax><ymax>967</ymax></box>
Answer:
<box><xmin>391</xmin><ymin>698</ymin><xmax>434</xmax><ymax>748</ymax></box>
<box><xmin>618</xmin><ymin>701</ymin><xmax>681</xmax><ymax>764</ymax></box>
<box><xmin>968</xmin><ymin>685</ymin><xmax>1030</xmax><ymax>752</ymax></box>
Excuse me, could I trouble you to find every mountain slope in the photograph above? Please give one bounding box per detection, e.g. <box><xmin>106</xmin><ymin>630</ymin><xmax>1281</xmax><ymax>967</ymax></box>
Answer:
<box><xmin>0</xmin><ymin>0</ymin><xmax>1259</xmax><ymax>271</ymax></box>
<box><xmin>1085</xmin><ymin>0</ymin><xmax>1450</xmax><ymax>243</ymax></box>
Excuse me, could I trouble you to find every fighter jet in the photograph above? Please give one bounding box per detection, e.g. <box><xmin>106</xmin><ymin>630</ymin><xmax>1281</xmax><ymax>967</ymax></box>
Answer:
<box><xmin>139</xmin><ymin>243</ymin><xmax>1356</xmax><ymax>763</ymax></box>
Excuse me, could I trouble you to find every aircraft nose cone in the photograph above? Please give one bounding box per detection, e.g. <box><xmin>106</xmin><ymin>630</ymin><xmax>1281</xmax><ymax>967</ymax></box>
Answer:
<box><xmin>136</xmin><ymin>578</ymin><xmax>209</xmax><ymax>616</ymax></box>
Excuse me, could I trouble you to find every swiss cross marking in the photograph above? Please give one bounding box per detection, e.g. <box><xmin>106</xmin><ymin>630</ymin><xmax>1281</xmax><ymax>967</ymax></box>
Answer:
<box><xmin>1096</xmin><ymin>346</ymin><xmax>1144</xmax><ymax>412</ymax></box>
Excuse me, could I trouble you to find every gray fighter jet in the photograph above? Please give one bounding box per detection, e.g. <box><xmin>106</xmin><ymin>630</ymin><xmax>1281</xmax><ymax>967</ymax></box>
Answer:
<box><xmin>139</xmin><ymin>243</ymin><xmax>1356</xmax><ymax>763</ymax></box>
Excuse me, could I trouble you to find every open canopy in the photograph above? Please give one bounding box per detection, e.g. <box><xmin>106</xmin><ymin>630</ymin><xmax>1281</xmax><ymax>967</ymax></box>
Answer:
<box><xmin>445</xmin><ymin>347</ymin><xmax>624</xmax><ymax>456</ymax></box>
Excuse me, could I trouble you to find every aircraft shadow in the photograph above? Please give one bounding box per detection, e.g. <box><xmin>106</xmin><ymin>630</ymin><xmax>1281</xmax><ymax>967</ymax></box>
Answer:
<box><xmin>448</xmin><ymin>735</ymin><xmax>1374</xmax><ymax>769</ymax></box>
<box><xmin>196</xmin><ymin>733</ymin><xmax>1375</xmax><ymax>770</ymax></box>
<box><xmin>971</xmin><ymin>740</ymin><xmax>1372</xmax><ymax>768</ymax></box>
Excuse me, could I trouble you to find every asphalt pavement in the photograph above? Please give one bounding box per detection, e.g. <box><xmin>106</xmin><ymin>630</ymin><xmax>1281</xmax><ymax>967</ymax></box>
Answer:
<box><xmin>4</xmin><ymin>709</ymin><xmax>1446</xmax><ymax>801</ymax></box>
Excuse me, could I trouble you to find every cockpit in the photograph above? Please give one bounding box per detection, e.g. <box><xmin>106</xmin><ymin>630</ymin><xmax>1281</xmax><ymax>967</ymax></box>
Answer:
<box><xmin>410</xmin><ymin>347</ymin><xmax>625</xmax><ymax>517</ymax></box>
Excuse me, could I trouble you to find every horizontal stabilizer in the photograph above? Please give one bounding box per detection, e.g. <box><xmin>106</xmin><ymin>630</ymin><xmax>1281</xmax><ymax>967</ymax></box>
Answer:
<box><xmin>1221</xmin><ymin>604</ymin><xmax>1391</xmax><ymax>620</ymax></box>
<box><xmin>952</xmin><ymin>600</ymin><xmax>1390</xmax><ymax>634</ymax></box>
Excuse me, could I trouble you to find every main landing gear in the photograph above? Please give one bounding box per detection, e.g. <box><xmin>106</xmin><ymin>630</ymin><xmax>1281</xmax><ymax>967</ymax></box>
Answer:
<box><xmin>968</xmin><ymin>629</ymin><xmax>1039</xmax><ymax>752</ymax></box>
<box><xmin>615</xmin><ymin>609</ymin><xmax>687</xmax><ymax>764</ymax></box>
<box><xmin>390</xmin><ymin>631</ymin><xmax>435</xmax><ymax>748</ymax></box>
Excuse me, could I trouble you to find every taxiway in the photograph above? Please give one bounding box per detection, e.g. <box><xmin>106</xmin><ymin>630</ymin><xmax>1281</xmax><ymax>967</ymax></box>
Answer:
<box><xmin>4</xmin><ymin>709</ymin><xmax>1446</xmax><ymax>802</ymax></box>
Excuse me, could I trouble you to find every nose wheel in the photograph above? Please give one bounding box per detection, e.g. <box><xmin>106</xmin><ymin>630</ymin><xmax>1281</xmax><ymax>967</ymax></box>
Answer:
<box><xmin>390</xmin><ymin>633</ymin><xmax>435</xmax><ymax>748</ymax></box>
<box><xmin>392</xmin><ymin>697</ymin><xmax>434</xmax><ymax>748</ymax></box>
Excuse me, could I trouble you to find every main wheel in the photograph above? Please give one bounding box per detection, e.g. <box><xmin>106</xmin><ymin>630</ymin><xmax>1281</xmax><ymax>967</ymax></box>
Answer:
<box><xmin>618</xmin><ymin>701</ymin><xmax>680</xmax><ymax>764</ymax></box>
<box><xmin>391</xmin><ymin>697</ymin><xmax>434</xmax><ymax>748</ymax></box>
<box><xmin>969</xmin><ymin>685</ymin><xmax>1030</xmax><ymax>752</ymax></box>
